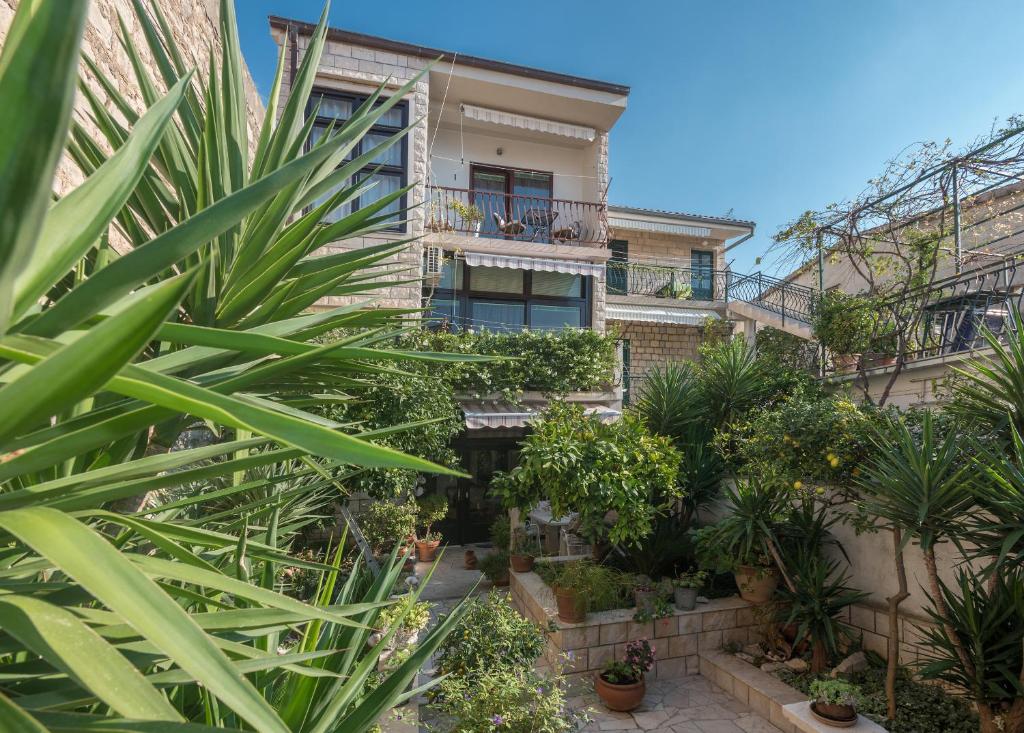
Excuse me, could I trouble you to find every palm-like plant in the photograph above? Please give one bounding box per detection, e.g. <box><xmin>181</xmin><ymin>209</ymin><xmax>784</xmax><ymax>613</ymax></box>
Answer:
<box><xmin>0</xmin><ymin>1</ymin><xmax>472</xmax><ymax>729</ymax></box>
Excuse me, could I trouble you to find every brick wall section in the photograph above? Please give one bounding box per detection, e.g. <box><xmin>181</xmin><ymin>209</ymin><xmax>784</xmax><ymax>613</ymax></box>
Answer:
<box><xmin>277</xmin><ymin>29</ymin><xmax>430</xmax><ymax>311</ymax></box>
<box><xmin>615</xmin><ymin>322</ymin><xmax>707</xmax><ymax>373</ymax></box>
<box><xmin>0</xmin><ymin>0</ymin><xmax>263</xmax><ymax>200</ymax></box>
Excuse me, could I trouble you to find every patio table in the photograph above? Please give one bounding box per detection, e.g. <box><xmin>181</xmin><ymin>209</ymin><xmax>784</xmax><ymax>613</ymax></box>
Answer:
<box><xmin>528</xmin><ymin>504</ymin><xmax>576</xmax><ymax>555</ymax></box>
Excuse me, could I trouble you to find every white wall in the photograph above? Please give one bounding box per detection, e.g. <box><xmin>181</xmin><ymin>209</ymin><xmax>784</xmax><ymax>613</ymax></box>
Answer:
<box><xmin>428</xmin><ymin>126</ymin><xmax>596</xmax><ymax>203</ymax></box>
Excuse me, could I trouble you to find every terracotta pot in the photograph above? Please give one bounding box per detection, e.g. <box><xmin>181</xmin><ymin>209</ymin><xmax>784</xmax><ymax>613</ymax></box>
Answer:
<box><xmin>415</xmin><ymin>539</ymin><xmax>440</xmax><ymax>563</ymax></box>
<box><xmin>674</xmin><ymin>586</ymin><xmax>698</xmax><ymax>611</ymax></box>
<box><xmin>554</xmin><ymin>586</ymin><xmax>586</xmax><ymax>623</ymax></box>
<box><xmin>594</xmin><ymin>674</ymin><xmax>646</xmax><ymax>712</ymax></box>
<box><xmin>491</xmin><ymin>571</ymin><xmax>510</xmax><ymax>587</ymax></box>
<box><xmin>634</xmin><ymin>588</ymin><xmax>658</xmax><ymax>614</ymax></box>
<box><xmin>464</xmin><ymin>549</ymin><xmax>478</xmax><ymax>570</ymax></box>
<box><xmin>834</xmin><ymin>354</ymin><xmax>861</xmax><ymax>372</ymax></box>
<box><xmin>734</xmin><ymin>565</ymin><xmax>779</xmax><ymax>603</ymax></box>
<box><xmin>810</xmin><ymin>701</ymin><xmax>857</xmax><ymax>728</ymax></box>
<box><xmin>510</xmin><ymin>554</ymin><xmax>535</xmax><ymax>573</ymax></box>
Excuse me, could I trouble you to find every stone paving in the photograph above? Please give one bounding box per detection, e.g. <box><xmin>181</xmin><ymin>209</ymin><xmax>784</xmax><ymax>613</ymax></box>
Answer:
<box><xmin>572</xmin><ymin>675</ymin><xmax>783</xmax><ymax>733</ymax></box>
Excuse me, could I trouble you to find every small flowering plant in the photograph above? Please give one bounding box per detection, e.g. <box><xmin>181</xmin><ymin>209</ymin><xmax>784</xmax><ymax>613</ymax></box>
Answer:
<box><xmin>601</xmin><ymin>639</ymin><xmax>655</xmax><ymax>685</ymax></box>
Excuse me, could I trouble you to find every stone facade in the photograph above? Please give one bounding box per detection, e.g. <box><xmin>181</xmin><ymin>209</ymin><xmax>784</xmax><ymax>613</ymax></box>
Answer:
<box><xmin>0</xmin><ymin>0</ymin><xmax>263</xmax><ymax>201</ymax></box>
<box><xmin>275</xmin><ymin>29</ymin><xmax>430</xmax><ymax>311</ymax></box>
<box><xmin>615</xmin><ymin>322</ymin><xmax>708</xmax><ymax>372</ymax></box>
<box><xmin>608</xmin><ymin>227</ymin><xmax>728</xmax><ymax>271</ymax></box>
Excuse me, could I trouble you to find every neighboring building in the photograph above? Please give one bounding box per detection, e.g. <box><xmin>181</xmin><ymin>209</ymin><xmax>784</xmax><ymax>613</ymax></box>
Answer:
<box><xmin>268</xmin><ymin>17</ymin><xmax>757</xmax><ymax>540</ymax></box>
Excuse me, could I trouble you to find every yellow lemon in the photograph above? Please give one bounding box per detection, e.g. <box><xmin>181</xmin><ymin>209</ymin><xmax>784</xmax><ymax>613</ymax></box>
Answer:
<box><xmin>816</xmin><ymin>487</ymin><xmax>826</xmax><ymax>495</ymax></box>
<box><xmin>829</xmin><ymin>457</ymin><xmax>840</xmax><ymax>468</ymax></box>
<box><xmin>793</xmin><ymin>480</ymin><xmax>803</xmax><ymax>490</ymax></box>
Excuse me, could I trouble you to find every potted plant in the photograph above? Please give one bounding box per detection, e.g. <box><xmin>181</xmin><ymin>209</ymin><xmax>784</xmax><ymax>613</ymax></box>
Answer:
<box><xmin>808</xmin><ymin>679</ymin><xmax>861</xmax><ymax>728</ymax></box>
<box><xmin>359</xmin><ymin>501</ymin><xmax>417</xmax><ymax>559</ymax></box>
<box><xmin>414</xmin><ymin>495</ymin><xmax>448</xmax><ymax>562</ymax></box>
<box><xmin>479</xmin><ymin>550</ymin><xmax>510</xmax><ymax>587</ymax></box>
<box><xmin>632</xmin><ymin>574</ymin><xmax>659</xmax><ymax>614</ymax></box>
<box><xmin>425</xmin><ymin>200</ymin><xmax>454</xmax><ymax>233</ymax></box>
<box><xmin>811</xmin><ymin>290</ymin><xmax>874</xmax><ymax>372</ymax></box>
<box><xmin>510</xmin><ymin>529</ymin><xmax>541</xmax><ymax>573</ymax></box>
<box><xmin>551</xmin><ymin>560</ymin><xmax>596</xmax><ymax>623</ymax></box>
<box><xmin>694</xmin><ymin>478</ymin><xmax>788</xmax><ymax>604</ymax></box>
<box><xmin>448</xmin><ymin>199</ymin><xmax>484</xmax><ymax>236</ymax></box>
<box><xmin>595</xmin><ymin>639</ymin><xmax>655</xmax><ymax>712</ymax></box>
<box><xmin>673</xmin><ymin>569</ymin><xmax>708</xmax><ymax>611</ymax></box>
<box><xmin>376</xmin><ymin>594</ymin><xmax>433</xmax><ymax>649</ymax></box>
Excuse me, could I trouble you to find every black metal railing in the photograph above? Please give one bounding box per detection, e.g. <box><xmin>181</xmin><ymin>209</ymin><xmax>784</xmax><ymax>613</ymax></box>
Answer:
<box><xmin>426</xmin><ymin>185</ymin><xmax>606</xmax><ymax>246</ymax></box>
<box><xmin>726</xmin><ymin>272</ymin><xmax>817</xmax><ymax>325</ymax></box>
<box><xmin>606</xmin><ymin>261</ymin><xmax>729</xmax><ymax>301</ymax></box>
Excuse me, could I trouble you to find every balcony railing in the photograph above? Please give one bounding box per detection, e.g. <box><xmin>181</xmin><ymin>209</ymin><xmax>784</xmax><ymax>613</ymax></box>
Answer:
<box><xmin>606</xmin><ymin>261</ymin><xmax>728</xmax><ymax>301</ymax></box>
<box><xmin>426</xmin><ymin>185</ymin><xmax>606</xmax><ymax>246</ymax></box>
<box><xmin>727</xmin><ymin>271</ymin><xmax>817</xmax><ymax>325</ymax></box>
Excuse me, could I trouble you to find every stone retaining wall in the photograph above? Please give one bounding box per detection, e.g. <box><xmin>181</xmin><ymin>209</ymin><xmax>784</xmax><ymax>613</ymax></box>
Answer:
<box><xmin>510</xmin><ymin>564</ymin><xmax>765</xmax><ymax>685</ymax></box>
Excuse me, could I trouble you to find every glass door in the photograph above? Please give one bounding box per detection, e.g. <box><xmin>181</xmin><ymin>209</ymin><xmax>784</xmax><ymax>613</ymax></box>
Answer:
<box><xmin>691</xmin><ymin>250</ymin><xmax>715</xmax><ymax>300</ymax></box>
<box><xmin>470</xmin><ymin>166</ymin><xmax>553</xmax><ymax>240</ymax></box>
<box><xmin>470</xmin><ymin>168</ymin><xmax>506</xmax><ymax>237</ymax></box>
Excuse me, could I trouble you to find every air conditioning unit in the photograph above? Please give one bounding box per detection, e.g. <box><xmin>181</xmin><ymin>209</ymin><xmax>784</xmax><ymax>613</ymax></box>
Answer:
<box><xmin>424</xmin><ymin>246</ymin><xmax>444</xmax><ymax>277</ymax></box>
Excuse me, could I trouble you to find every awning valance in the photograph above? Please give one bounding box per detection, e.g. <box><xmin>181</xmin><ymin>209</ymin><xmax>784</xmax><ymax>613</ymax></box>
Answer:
<box><xmin>463</xmin><ymin>252</ymin><xmax>605</xmax><ymax>278</ymax></box>
<box><xmin>606</xmin><ymin>303</ymin><xmax>721</xmax><ymax>326</ymax></box>
<box><xmin>461</xmin><ymin>104</ymin><xmax>596</xmax><ymax>142</ymax></box>
<box><xmin>462</xmin><ymin>401</ymin><xmax>620</xmax><ymax>429</ymax></box>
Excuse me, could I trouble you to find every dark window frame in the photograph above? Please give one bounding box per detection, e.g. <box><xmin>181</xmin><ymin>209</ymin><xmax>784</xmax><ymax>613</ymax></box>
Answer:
<box><xmin>424</xmin><ymin>258</ymin><xmax>591</xmax><ymax>331</ymax></box>
<box><xmin>306</xmin><ymin>87</ymin><xmax>409</xmax><ymax>232</ymax></box>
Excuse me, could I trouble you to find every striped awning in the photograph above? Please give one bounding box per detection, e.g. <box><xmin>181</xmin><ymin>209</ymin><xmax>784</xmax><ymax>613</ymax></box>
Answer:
<box><xmin>606</xmin><ymin>303</ymin><xmax>721</xmax><ymax>325</ymax></box>
<box><xmin>462</xmin><ymin>402</ymin><xmax>621</xmax><ymax>429</ymax></box>
<box><xmin>461</xmin><ymin>104</ymin><xmax>596</xmax><ymax>142</ymax></box>
<box><xmin>463</xmin><ymin>252</ymin><xmax>605</xmax><ymax>278</ymax></box>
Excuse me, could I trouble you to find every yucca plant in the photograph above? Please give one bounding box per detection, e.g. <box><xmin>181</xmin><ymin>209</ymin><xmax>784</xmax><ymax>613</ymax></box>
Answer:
<box><xmin>0</xmin><ymin>0</ymin><xmax>475</xmax><ymax>729</ymax></box>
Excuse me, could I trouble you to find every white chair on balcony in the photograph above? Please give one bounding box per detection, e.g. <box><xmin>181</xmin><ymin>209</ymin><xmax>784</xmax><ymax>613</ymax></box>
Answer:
<box><xmin>492</xmin><ymin>212</ymin><xmax>526</xmax><ymax>237</ymax></box>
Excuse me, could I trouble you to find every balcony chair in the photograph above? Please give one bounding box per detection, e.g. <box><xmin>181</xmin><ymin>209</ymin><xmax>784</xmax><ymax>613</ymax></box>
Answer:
<box><xmin>523</xmin><ymin>207</ymin><xmax>558</xmax><ymax>242</ymax></box>
<box><xmin>552</xmin><ymin>221</ymin><xmax>581</xmax><ymax>243</ymax></box>
<box><xmin>492</xmin><ymin>212</ymin><xmax>527</xmax><ymax>236</ymax></box>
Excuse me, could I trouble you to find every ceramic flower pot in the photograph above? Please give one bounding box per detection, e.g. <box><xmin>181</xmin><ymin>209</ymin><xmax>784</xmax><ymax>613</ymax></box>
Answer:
<box><xmin>464</xmin><ymin>548</ymin><xmax>478</xmax><ymax>569</ymax></box>
<box><xmin>634</xmin><ymin>588</ymin><xmax>658</xmax><ymax>614</ymax></box>
<box><xmin>415</xmin><ymin>539</ymin><xmax>440</xmax><ymax>562</ymax></box>
<box><xmin>554</xmin><ymin>586</ymin><xmax>586</xmax><ymax>623</ymax></box>
<box><xmin>491</xmin><ymin>570</ymin><xmax>510</xmax><ymax>587</ymax></box>
<box><xmin>734</xmin><ymin>565</ymin><xmax>779</xmax><ymax>603</ymax></box>
<box><xmin>674</xmin><ymin>586</ymin><xmax>698</xmax><ymax>611</ymax></box>
<box><xmin>810</xmin><ymin>701</ymin><xmax>857</xmax><ymax>728</ymax></box>
<box><xmin>510</xmin><ymin>554</ymin><xmax>535</xmax><ymax>573</ymax></box>
<box><xmin>594</xmin><ymin>674</ymin><xmax>645</xmax><ymax>712</ymax></box>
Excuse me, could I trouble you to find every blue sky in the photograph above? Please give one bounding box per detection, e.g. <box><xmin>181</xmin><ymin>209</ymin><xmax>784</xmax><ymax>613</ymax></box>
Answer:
<box><xmin>237</xmin><ymin>0</ymin><xmax>1024</xmax><ymax>275</ymax></box>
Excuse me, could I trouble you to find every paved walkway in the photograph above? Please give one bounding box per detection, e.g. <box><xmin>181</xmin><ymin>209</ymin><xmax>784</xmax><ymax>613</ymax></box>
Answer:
<box><xmin>573</xmin><ymin>675</ymin><xmax>782</xmax><ymax>733</ymax></box>
<box><xmin>397</xmin><ymin>547</ymin><xmax>781</xmax><ymax>733</ymax></box>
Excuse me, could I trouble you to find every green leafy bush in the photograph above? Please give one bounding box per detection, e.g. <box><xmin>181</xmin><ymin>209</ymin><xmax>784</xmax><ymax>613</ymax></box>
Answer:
<box><xmin>430</xmin><ymin>666</ymin><xmax>584</xmax><ymax>733</ymax></box>
<box><xmin>537</xmin><ymin>560</ymin><xmax>632</xmax><ymax>612</ymax></box>
<box><xmin>359</xmin><ymin>501</ymin><xmax>417</xmax><ymax>555</ymax></box>
<box><xmin>395</xmin><ymin>328</ymin><xmax>617</xmax><ymax>399</ymax></box>
<box><xmin>715</xmin><ymin>386</ymin><xmax>877</xmax><ymax>487</ymax></box>
<box><xmin>415</xmin><ymin>494</ymin><xmax>448</xmax><ymax>542</ymax></box>
<box><xmin>812</xmin><ymin>290</ymin><xmax>876</xmax><ymax>355</ymax></box>
<box><xmin>494</xmin><ymin>401</ymin><xmax>682</xmax><ymax>546</ymax></box>
<box><xmin>435</xmin><ymin>592</ymin><xmax>545</xmax><ymax>678</ymax></box>
<box><xmin>779</xmin><ymin>667</ymin><xmax>978</xmax><ymax>733</ymax></box>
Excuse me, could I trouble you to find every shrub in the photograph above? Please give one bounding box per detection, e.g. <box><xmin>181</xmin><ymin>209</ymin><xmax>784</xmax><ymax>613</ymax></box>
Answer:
<box><xmin>377</xmin><ymin>594</ymin><xmax>432</xmax><ymax>634</ymax></box>
<box><xmin>494</xmin><ymin>401</ymin><xmax>682</xmax><ymax>546</ymax></box>
<box><xmin>415</xmin><ymin>494</ymin><xmax>448</xmax><ymax>542</ymax></box>
<box><xmin>435</xmin><ymin>592</ymin><xmax>545</xmax><ymax>678</ymax></box>
<box><xmin>430</xmin><ymin>666</ymin><xmax>585</xmax><ymax>733</ymax></box>
<box><xmin>809</xmin><ymin>678</ymin><xmax>861</xmax><ymax>707</ymax></box>
<box><xmin>541</xmin><ymin>560</ymin><xmax>632</xmax><ymax>612</ymax></box>
<box><xmin>359</xmin><ymin>501</ymin><xmax>417</xmax><ymax>556</ymax></box>
<box><xmin>478</xmin><ymin>550</ymin><xmax>510</xmax><ymax>584</ymax></box>
<box><xmin>812</xmin><ymin>290</ymin><xmax>876</xmax><ymax>355</ymax></box>
<box><xmin>395</xmin><ymin>328</ymin><xmax>617</xmax><ymax>399</ymax></box>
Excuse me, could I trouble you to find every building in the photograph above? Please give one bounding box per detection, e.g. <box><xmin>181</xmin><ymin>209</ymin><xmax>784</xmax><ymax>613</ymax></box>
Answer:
<box><xmin>267</xmin><ymin>17</ymin><xmax>756</xmax><ymax>540</ymax></box>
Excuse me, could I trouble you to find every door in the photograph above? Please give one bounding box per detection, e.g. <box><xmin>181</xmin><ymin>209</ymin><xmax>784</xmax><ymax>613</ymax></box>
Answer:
<box><xmin>470</xmin><ymin>165</ymin><xmax>553</xmax><ymax>240</ymax></box>
<box><xmin>426</xmin><ymin>437</ymin><xmax>522</xmax><ymax>545</ymax></box>
<box><xmin>691</xmin><ymin>250</ymin><xmax>715</xmax><ymax>300</ymax></box>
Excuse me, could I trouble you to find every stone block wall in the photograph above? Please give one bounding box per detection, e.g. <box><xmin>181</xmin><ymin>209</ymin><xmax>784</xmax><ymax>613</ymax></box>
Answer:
<box><xmin>275</xmin><ymin>26</ymin><xmax>430</xmax><ymax>313</ymax></box>
<box><xmin>511</xmin><ymin>567</ymin><xmax>763</xmax><ymax>686</ymax></box>
<box><xmin>0</xmin><ymin>0</ymin><xmax>263</xmax><ymax>202</ymax></box>
<box><xmin>843</xmin><ymin>602</ymin><xmax>937</xmax><ymax>668</ymax></box>
<box><xmin>608</xmin><ymin>228</ymin><xmax>727</xmax><ymax>271</ymax></box>
<box><xmin>614</xmin><ymin>322</ymin><xmax>709</xmax><ymax>380</ymax></box>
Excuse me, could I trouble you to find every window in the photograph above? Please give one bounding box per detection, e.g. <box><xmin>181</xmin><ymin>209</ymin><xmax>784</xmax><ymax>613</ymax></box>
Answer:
<box><xmin>307</xmin><ymin>89</ymin><xmax>408</xmax><ymax>229</ymax></box>
<box><xmin>422</xmin><ymin>258</ymin><xmax>590</xmax><ymax>332</ymax></box>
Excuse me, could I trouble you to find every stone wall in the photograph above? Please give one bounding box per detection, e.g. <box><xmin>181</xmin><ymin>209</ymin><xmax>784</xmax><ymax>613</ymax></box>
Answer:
<box><xmin>608</xmin><ymin>227</ymin><xmax>727</xmax><ymax>271</ymax></box>
<box><xmin>615</xmin><ymin>322</ymin><xmax>709</xmax><ymax>378</ymax></box>
<box><xmin>0</xmin><ymin>0</ymin><xmax>263</xmax><ymax>200</ymax></box>
<box><xmin>511</xmin><ymin>566</ymin><xmax>764</xmax><ymax>686</ymax></box>
<box><xmin>275</xmin><ymin>27</ymin><xmax>430</xmax><ymax>311</ymax></box>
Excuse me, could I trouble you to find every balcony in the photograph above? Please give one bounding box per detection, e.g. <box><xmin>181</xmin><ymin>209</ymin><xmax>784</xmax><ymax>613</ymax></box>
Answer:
<box><xmin>605</xmin><ymin>260</ymin><xmax>728</xmax><ymax>301</ymax></box>
<box><xmin>426</xmin><ymin>185</ymin><xmax>606</xmax><ymax>246</ymax></box>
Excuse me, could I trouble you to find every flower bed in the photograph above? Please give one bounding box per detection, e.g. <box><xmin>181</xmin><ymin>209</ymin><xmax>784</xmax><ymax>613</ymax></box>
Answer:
<box><xmin>510</xmin><ymin>562</ymin><xmax>761</xmax><ymax>686</ymax></box>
